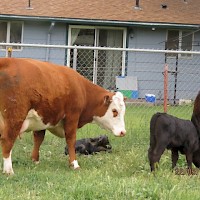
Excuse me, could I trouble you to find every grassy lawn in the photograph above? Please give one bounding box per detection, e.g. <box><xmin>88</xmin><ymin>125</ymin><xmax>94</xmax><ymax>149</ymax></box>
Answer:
<box><xmin>0</xmin><ymin>104</ymin><xmax>199</xmax><ymax>200</ymax></box>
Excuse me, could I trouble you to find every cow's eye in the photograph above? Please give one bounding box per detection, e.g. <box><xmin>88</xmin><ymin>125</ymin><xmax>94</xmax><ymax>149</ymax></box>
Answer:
<box><xmin>112</xmin><ymin>109</ymin><xmax>118</xmax><ymax>117</ymax></box>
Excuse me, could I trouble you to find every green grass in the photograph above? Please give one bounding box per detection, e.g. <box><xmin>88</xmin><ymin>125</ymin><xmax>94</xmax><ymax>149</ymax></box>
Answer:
<box><xmin>0</xmin><ymin>104</ymin><xmax>199</xmax><ymax>200</ymax></box>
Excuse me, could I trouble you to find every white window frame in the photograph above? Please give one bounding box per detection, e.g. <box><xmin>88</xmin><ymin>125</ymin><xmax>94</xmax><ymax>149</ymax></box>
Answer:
<box><xmin>0</xmin><ymin>21</ymin><xmax>24</xmax><ymax>51</ymax></box>
<box><xmin>67</xmin><ymin>25</ymin><xmax>127</xmax><ymax>76</ymax></box>
<box><xmin>166</xmin><ymin>29</ymin><xmax>194</xmax><ymax>58</ymax></box>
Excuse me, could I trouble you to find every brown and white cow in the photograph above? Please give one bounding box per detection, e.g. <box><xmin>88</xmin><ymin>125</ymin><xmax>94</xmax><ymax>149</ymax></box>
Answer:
<box><xmin>0</xmin><ymin>58</ymin><xmax>126</xmax><ymax>175</ymax></box>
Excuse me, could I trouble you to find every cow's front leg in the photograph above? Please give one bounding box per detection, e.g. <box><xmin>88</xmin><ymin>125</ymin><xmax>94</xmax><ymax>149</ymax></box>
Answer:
<box><xmin>171</xmin><ymin>148</ymin><xmax>179</xmax><ymax>169</ymax></box>
<box><xmin>3</xmin><ymin>150</ymin><xmax>14</xmax><ymax>175</ymax></box>
<box><xmin>186</xmin><ymin>152</ymin><xmax>193</xmax><ymax>175</ymax></box>
<box><xmin>31</xmin><ymin>130</ymin><xmax>45</xmax><ymax>163</ymax></box>
<box><xmin>1</xmin><ymin>138</ymin><xmax>15</xmax><ymax>175</ymax></box>
<box><xmin>64</xmin><ymin>121</ymin><xmax>80</xmax><ymax>169</ymax></box>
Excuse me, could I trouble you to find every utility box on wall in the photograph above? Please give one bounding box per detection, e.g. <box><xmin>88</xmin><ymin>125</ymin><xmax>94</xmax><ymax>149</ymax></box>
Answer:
<box><xmin>116</xmin><ymin>76</ymin><xmax>138</xmax><ymax>99</ymax></box>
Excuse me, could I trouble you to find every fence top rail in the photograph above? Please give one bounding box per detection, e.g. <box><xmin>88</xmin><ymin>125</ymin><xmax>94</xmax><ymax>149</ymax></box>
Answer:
<box><xmin>0</xmin><ymin>42</ymin><xmax>200</xmax><ymax>55</ymax></box>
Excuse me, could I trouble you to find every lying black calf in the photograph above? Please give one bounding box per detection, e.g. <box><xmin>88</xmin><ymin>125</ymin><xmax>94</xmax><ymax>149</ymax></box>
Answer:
<box><xmin>148</xmin><ymin>112</ymin><xmax>199</xmax><ymax>171</ymax></box>
<box><xmin>65</xmin><ymin>135</ymin><xmax>112</xmax><ymax>155</ymax></box>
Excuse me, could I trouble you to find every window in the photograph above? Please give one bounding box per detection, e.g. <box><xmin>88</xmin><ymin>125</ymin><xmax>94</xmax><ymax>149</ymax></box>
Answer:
<box><xmin>67</xmin><ymin>25</ymin><xmax>126</xmax><ymax>89</ymax></box>
<box><xmin>0</xmin><ymin>21</ymin><xmax>23</xmax><ymax>50</ymax></box>
<box><xmin>166</xmin><ymin>30</ymin><xmax>193</xmax><ymax>57</ymax></box>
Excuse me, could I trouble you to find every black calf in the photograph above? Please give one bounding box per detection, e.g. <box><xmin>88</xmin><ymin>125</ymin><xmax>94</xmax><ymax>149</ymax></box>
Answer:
<box><xmin>148</xmin><ymin>112</ymin><xmax>199</xmax><ymax>171</ymax></box>
<box><xmin>65</xmin><ymin>135</ymin><xmax>112</xmax><ymax>155</ymax></box>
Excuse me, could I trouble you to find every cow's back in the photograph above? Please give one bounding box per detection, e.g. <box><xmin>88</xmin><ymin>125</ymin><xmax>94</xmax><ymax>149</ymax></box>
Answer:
<box><xmin>150</xmin><ymin>112</ymin><xmax>198</xmax><ymax>148</ymax></box>
<box><xmin>151</xmin><ymin>112</ymin><xmax>193</xmax><ymax>135</ymax></box>
<box><xmin>0</xmin><ymin>58</ymin><xmax>84</xmax><ymax>95</ymax></box>
<box><xmin>0</xmin><ymin>58</ymin><xmax>86</xmax><ymax>126</ymax></box>
<box><xmin>150</xmin><ymin>112</ymin><xmax>172</xmax><ymax>138</ymax></box>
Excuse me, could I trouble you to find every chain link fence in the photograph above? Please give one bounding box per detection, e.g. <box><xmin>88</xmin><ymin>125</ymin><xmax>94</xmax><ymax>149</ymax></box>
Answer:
<box><xmin>0</xmin><ymin>43</ymin><xmax>200</xmax><ymax>135</ymax></box>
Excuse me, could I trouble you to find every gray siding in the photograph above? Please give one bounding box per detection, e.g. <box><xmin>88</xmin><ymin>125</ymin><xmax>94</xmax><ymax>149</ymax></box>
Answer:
<box><xmin>0</xmin><ymin>22</ymin><xmax>199</xmax><ymax>101</ymax></box>
<box><xmin>0</xmin><ymin>21</ymin><xmax>66</xmax><ymax>65</ymax></box>
<box><xmin>127</xmin><ymin>27</ymin><xmax>200</xmax><ymax>100</ymax></box>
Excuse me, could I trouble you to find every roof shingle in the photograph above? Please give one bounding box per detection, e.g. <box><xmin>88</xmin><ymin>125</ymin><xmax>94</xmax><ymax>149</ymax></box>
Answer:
<box><xmin>0</xmin><ymin>0</ymin><xmax>199</xmax><ymax>25</ymax></box>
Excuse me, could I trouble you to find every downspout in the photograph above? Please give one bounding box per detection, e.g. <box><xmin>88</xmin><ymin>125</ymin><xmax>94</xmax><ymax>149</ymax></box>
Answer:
<box><xmin>45</xmin><ymin>22</ymin><xmax>55</xmax><ymax>61</ymax></box>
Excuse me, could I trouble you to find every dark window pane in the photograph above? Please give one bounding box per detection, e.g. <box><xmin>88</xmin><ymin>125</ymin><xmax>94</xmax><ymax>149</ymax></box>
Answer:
<box><xmin>98</xmin><ymin>29</ymin><xmax>123</xmax><ymax>89</ymax></box>
<box><xmin>182</xmin><ymin>31</ymin><xmax>192</xmax><ymax>51</ymax></box>
<box><xmin>10</xmin><ymin>22</ymin><xmax>22</xmax><ymax>49</ymax></box>
<box><xmin>181</xmin><ymin>31</ymin><xmax>193</xmax><ymax>57</ymax></box>
<box><xmin>166</xmin><ymin>30</ymin><xmax>179</xmax><ymax>57</ymax></box>
<box><xmin>70</xmin><ymin>28</ymin><xmax>95</xmax><ymax>81</ymax></box>
<box><xmin>71</xmin><ymin>29</ymin><xmax>94</xmax><ymax>46</ymax></box>
<box><xmin>166</xmin><ymin>30</ymin><xmax>179</xmax><ymax>50</ymax></box>
<box><xmin>0</xmin><ymin>22</ymin><xmax>7</xmax><ymax>49</ymax></box>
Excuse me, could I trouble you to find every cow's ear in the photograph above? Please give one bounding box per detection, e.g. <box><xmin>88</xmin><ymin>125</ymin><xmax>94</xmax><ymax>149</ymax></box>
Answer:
<box><xmin>124</xmin><ymin>97</ymin><xmax>127</xmax><ymax>101</ymax></box>
<box><xmin>104</xmin><ymin>95</ymin><xmax>112</xmax><ymax>105</ymax></box>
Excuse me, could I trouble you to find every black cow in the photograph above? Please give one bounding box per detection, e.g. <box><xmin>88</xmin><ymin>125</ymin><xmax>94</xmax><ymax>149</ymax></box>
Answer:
<box><xmin>65</xmin><ymin>135</ymin><xmax>112</xmax><ymax>155</ymax></box>
<box><xmin>191</xmin><ymin>91</ymin><xmax>200</xmax><ymax>136</ymax></box>
<box><xmin>192</xmin><ymin>148</ymin><xmax>200</xmax><ymax>168</ymax></box>
<box><xmin>190</xmin><ymin>91</ymin><xmax>200</xmax><ymax>168</ymax></box>
<box><xmin>148</xmin><ymin>112</ymin><xmax>199</xmax><ymax>171</ymax></box>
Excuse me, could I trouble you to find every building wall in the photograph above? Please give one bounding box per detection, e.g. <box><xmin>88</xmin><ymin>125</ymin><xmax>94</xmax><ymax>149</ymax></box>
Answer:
<box><xmin>0</xmin><ymin>21</ymin><xmax>67</xmax><ymax>65</ymax></box>
<box><xmin>0</xmin><ymin>21</ymin><xmax>199</xmax><ymax>100</ymax></box>
<box><xmin>127</xmin><ymin>27</ymin><xmax>200</xmax><ymax>100</ymax></box>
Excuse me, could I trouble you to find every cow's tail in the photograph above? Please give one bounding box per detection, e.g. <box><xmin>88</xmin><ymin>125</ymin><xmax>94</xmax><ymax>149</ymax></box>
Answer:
<box><xmin>191</xmin><ymin>113</ymin><xmax>200</xmax><ymax>138</ymax></box>
<box><xmin>149</xmin><ymin>112</ymin><xmax>163</xmax><ymax>148</ymax></box>
<box><xmin>192</xmin><ymin>91</ymin><xmax>200</xmax><ymax>137</ymax></box>
<box><xmin>148</xmin><ymin>112</ymin><xmax>163</xmax><ymax>168</ymax></box>
<box><xmin>193</xmin><ymin>91</ymin><xmax>200</xmax><ymax>116</ymax></box>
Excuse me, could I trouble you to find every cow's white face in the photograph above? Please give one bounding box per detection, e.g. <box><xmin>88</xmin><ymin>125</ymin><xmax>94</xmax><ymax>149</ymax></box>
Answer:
<box><xmin>93</xmin><ymin>92</ymin><xmax>126</xmax><ymax>137</ymax></box>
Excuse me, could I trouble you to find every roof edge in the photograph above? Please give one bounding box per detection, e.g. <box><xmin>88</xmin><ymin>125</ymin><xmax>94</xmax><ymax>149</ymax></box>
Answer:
<box><xmin>0</xmin><ymin>14</ymin><xmax>199</xmax><ymax>29</ymax></box>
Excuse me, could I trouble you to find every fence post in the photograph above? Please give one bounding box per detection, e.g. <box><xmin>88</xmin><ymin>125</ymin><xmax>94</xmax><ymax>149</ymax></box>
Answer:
<box><xmin>163</xmin><ymin>64</ymin><xmax>168</xmax><ymax>113</ymax></box>
<box><xmin>7</xmin><ymin>47</ymin><xmax>12</xmax><ymax>57</ymax></box>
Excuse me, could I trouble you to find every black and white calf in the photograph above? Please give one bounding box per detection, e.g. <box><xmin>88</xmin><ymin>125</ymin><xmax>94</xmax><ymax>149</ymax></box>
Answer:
<box><xmin>148</xmin><ymin>112</ymin><xmax>199</xmax><ymax>171</ymax></box>
<box><xmin>65</xmin><ymin>135</ymin><xmax>112</xmax><ymax>155</ymax></box>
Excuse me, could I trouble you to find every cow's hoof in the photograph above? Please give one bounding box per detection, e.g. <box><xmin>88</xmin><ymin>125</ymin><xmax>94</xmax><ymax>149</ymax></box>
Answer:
<box><xmin>69</xmin><ymin>160</ymin><xmax>80</xmax><ymax>169</ymax></box>
<box><xmin>34</xmin><ymin>161</ymin><xmax>40</xmax><ymax>165</ymax></box>
<box><xmin>3</xmin><ymin>169</ymin><xmax>14</xmax><ymax>176</ymax></box>
<box><xmin>69</xmin><ymin>164</ymin><xmax>81</xmax><ymax>170</ymax></box>
<box><xmin>74</xmin><ymin>166</ymin><xmax>81</xmax><ymax>170</ymax></box>
<box><xmin>32</xmin><ymin>159</ymin><xmax>40</xmax><ymax>164</ymax></box>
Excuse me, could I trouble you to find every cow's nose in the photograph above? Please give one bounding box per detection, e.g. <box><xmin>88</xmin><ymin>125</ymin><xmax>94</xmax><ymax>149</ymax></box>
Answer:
<box><xmin>120</xmin><ymin>131</ymin><xmax>126</xmax><ymax>137</ymax></box>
